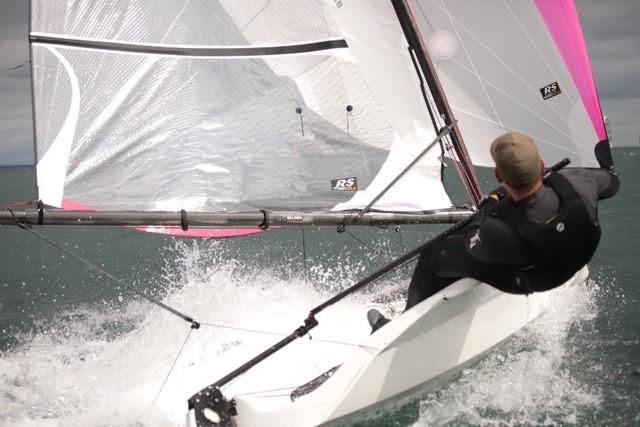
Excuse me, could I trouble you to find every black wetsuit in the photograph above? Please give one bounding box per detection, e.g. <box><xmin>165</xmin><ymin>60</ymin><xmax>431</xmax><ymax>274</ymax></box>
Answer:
<box><xmin>406</xmin><ymin>168</ymin><xmax>619</xmax><ymax>310</ymax></box>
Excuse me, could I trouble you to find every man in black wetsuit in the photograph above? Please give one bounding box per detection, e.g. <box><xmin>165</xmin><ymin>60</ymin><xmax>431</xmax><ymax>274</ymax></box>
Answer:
<box><xmin>402</xmin><ymin>131</ymin><xmax>620</xmax><ymax>311</ymax></box>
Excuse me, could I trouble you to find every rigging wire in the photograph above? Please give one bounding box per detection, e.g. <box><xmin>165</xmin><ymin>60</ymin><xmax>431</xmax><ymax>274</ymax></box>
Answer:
<box><xmin>396</xmin><ymin>226</ymin><xmax>406</xmax><ymax>253</ymax></box>
<box><xmin>198</xmin><ymin>321</ymin><xmax>379</xmax><ymax>351</ymax></box>
<box><xmin>6</xmin><ymin>208</ymin><xmax>200</xmax><ymax>328</ymax></box>
<box><xmin>392</xmin><ymin>0</ymin><xmax>482</xmax><ymax>205</ymax></box>
<box><xmin>357</xmin><ymin>123</ymin><xmax>455</xmax><ymax>217</ymax></box>
<box><xmin>234</xmin><ymin>386</ymin><xmax>298</xmax><ymax>397</ymax></box>
<box><xmin>153</xmin><ymin>326</ymin><xmax>196</xmax><ymax>404</ymax></box>
<box><xmin>301</xmin><ymin>228</ymin><xmax>308</xmax><ymax>280</ymax></box>
<box><xmin>338</xmin><ymin>227</ymin><xmax>388</xmax><ymax>260</ymax></box>
<box><xmin>295</xmin><ymin>106</ymin><xmax>304</xmax><ymax>137</ymax></box>
<box><xmin>337</xmin><ymin>226</ymin><xmax>415</xmax><ymax>279</ymax></box>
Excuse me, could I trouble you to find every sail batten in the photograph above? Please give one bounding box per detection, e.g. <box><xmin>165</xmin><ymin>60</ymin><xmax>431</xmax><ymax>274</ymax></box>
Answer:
<box><xmin>31</xmin><ymin>33</ymin><xmax>350</xmax><ymax>57</ymax></box>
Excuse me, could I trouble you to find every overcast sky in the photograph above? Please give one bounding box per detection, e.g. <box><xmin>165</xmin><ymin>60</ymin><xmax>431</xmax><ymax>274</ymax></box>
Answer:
<box><xmin>0</xmin><ymin>1</ymin><xmax>638</xmax><ymax>165</ymax></box>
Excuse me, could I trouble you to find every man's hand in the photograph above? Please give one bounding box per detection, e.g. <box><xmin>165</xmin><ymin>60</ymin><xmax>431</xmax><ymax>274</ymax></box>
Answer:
<box><xmin>594</xmin><ymin>139</ymin><xmax>614</xmax><ymax>170</ymax></box>
<box><xmin>478</xmin><ymin>186</ymin><xmax>507</xmax><ymax>207</ymax></box>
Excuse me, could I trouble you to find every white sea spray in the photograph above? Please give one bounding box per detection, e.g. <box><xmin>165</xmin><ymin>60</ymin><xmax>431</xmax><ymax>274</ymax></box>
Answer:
<box><xmin>0</xmin><ymin>238</ymin><xmax>391</xmax><ymax>426</ymax></box>
<box><xmin>410</xmin><ymin>278</ymin><xmax>603</xmax><ymax>426</ymax></box>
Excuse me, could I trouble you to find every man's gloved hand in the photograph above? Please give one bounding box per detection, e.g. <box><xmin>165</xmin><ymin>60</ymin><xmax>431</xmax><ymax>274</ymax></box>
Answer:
<box><xmin>595</xmin><ymin>139</ymin><xmax>614</xmax><ymax>170</ymax></box>
<box><xmin>478</xmin><ymin>186</ymin><xmax>507</xmax><ymax>208</ymax></box>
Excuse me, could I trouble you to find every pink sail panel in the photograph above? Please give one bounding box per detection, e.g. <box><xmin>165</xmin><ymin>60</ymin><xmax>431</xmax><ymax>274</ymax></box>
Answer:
<box><xmin>62</xmin><ymin>199</ymin><xmax>267</xmax><ymax>238</ymax></box>
<box><xmin>61</xmin><ymin>199</ymin><xmax>96</xmax><ymax>210</ymax></box>
<box><xmin>534</xmin><ymin>0</ymin><xmax>607</xmax><ymax>142</ymax></box>
<box><xmin>138</xmin><ymin>227</ymin><xmax>268</xmax><ymax>238</ymax></box>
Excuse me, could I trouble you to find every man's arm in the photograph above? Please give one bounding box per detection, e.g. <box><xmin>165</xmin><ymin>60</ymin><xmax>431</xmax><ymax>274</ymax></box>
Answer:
<box><xmin>598</xmin><ymin>169</ymin><xmax>619</xmax><ymax>199</ymax></box>
<box><xmin>593</xmin><ymin>139</ymin><xmax>620</xmax><ymax>199</ymax></box>
<box><xmin>560</xmin><ymin>167</ymin><xmax>619</xmax><ymax>200</ymax></box>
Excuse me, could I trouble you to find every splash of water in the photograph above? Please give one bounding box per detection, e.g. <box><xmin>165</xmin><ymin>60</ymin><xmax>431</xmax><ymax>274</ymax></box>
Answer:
<box><xmin>410</xmin><ymin>278</ymin><xmax>603</xmax><ymax>426</ymax></box>
<box><xmin>0</xmin><ymin>238</ymin><xmax>390</xmax><ymax>426</ymax></box>
<box><xmin>1</xmin><ymin>238</ymin><xmax>612</xmax><ymax>427</ymax></box>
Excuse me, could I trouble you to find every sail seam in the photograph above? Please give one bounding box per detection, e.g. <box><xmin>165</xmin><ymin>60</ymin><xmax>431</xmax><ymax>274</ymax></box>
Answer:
<box><xmin>30</xmin><ymin>33</ymin><xmax>348</xmax><ymax>57</ymax></box>
<box><xmin>502</xmin><ymin>0</ymin><xmax>578</xmax><ymax>107</ymax></box>
<box><xmin>450</xmin><ymin>105</ymin><xmax>578</xmax><ymax>154</ymax></box>
<box><xmin>428</xmin><ymin>1</ymin><xmax>577</xmax><ymax>135</ymax></box>
<box><xmin>437</xmin><ymin>0</ymin><xmax>505</xmax><ymax>134</ymax></box>
<box><xmin>446</xmin><ymin>59</ymin><xmax>575</xmax><ymax>145</ymax></box>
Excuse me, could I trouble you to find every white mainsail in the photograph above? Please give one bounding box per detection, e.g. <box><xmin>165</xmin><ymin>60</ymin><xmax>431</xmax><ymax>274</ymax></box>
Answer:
<box><xmin>26</xmin><ymin>0</ymin><xmax>607</xmax><ymax>218</ymax></box>
<box><xmin>30</xmin><ymin>0</ymin><xmax>453</xmax><ymax>214</ymax></box>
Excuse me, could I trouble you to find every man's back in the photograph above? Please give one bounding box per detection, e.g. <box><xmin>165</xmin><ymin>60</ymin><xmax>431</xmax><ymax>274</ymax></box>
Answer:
<box><xmin>406</xmin><ymin>132</ymin><xmax>619</xmax><ymax>308</ymax></box>
<box><xmin>466</xmin><ymin>167</ymin><xmax>619</xmax><ymax>274</ymax></box>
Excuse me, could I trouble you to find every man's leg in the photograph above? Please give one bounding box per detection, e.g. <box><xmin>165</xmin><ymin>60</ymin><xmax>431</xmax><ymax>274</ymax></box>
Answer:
<box><xmin>405</xmin><ymin>230</ymin><xmax>528</xmax><ymax>312</ymax></box>
<box><xmin>406</xmin><ymin>242</ymin><xmax>458</xmax><ymax>310</ymax></box>
<box><xmin>433</xmin><ymin>234</ymin><xmax>528</xmax><ymax>295</ymax></box>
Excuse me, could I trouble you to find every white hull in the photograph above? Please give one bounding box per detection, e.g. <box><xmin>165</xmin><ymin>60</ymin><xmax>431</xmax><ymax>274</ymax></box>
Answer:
<box><xmin>189</xmin><ymin>266</ymin><xmax>588</xmax><ymax>426</ymax></box>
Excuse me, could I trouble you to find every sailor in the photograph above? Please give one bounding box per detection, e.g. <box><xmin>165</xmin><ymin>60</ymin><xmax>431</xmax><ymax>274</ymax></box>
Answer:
<box><xmin>368</xmin><ymin>131</ymin><xmax>619</xmax><ymax>331</ymax></box>
<box><xmin>403</xmin><ymin>131</ymin><xmax>620</xmax><ymax>310</ymax></box>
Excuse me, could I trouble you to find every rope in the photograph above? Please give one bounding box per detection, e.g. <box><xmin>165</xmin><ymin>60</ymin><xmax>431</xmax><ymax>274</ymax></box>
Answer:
<box><xmin>396</xmin><ymin>226</ymin><xmax>406</xmax><ymax>253</ymax></box>
<box><xmin>341</xmin><ymin>228</ymin><xmax>413</xmax><ymax>273</ymax></box>
<box><xmin>6</xmin><ymin>208</ymin><xmax>200</xmax><ymax>327</ymax></box>
<box><xmin>342</xmin><ymin>228</ymin><xmax>387</xmax><ymax>260</ymax></box>
<box><xmin>153</xmin><ymin>326</ymin><xmax>195</xmax><ymax>403</ymax></box>
<box><xmin>199</xmin><ymin>321</ymin><xmax>379</xmax><ymax>351</ymax></box>
<box><xmin>235</xmin><ymin>386</ymin><xmax>297</xmax><ymax>397</ymax></box>
<box><xmin>301</xmin><ymin>229</ymin><xmax>308</xmax><ymax>280</ymax></box>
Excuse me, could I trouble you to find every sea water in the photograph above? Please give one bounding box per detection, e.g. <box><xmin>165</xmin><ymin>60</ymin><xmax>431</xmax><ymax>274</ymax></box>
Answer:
<box><xmin>1</xmin><ymin>148</ymin><xmax>639</xmax><ymax>426</ymax></box>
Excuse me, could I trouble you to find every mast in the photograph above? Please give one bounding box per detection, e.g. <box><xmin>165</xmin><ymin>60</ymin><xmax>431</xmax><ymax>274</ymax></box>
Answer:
<box><xmin>390</xmin><ymin>0</ymin><xmax>483</xmax><ymax>206</ymax></box>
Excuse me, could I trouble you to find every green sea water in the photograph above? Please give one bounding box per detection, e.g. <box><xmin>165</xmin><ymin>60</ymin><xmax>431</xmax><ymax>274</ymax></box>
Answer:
<box><xmin>0</xmin><ymin>148</ymin><xmax>638</xmax><ymax>426</ymax></box>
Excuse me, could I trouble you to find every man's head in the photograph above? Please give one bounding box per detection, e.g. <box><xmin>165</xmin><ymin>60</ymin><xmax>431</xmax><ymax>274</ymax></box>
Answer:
<box><xmin>490</xmin><ymin>131</ymin><xmax>543</xmax><ymax>188</ymax></box>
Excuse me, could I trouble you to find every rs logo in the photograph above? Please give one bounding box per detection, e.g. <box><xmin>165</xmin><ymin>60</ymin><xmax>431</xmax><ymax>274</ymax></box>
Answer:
<box><xmin>334</xmin><ymin>0</ymin><xmax>343</xmax><ymax>8</ymax></box>
<box><xmin>335</xmin><ymin>178</ymin><xmax>354</xmax><ymax>188</ymax></box>
<box><xmin>331</xmin><ymin>177</ymin><xmax>358</xmax><ymax>192</ymax></box>
<box><xmin>540</xmin><ymin>81</ymin><xmax>561</xmax><ymax>100</ymax></box>
<box><xmin>543</xmin><ymin>83</ymin><xmax>558</xmax><ymax>95</ymax></box>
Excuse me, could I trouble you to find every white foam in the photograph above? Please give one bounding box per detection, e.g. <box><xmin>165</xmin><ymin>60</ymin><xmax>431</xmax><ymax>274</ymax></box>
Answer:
<box><xmin>0</xmin><ymin>239</ymin><xmax>609</xmax><ymax>426</ymax></box>
<box><xmin>411</xmin><ymin>279</ymin><xmax>603</xmax><ymax>426</ymax></box>
<box><xmin>0</xmin><ymin>240</ymin><xmax>381</xmax><ymax>426</ymax></box>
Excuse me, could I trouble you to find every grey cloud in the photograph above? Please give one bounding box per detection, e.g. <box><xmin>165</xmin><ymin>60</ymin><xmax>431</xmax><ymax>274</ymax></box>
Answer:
<box><xmin>583</xmin><ymin>16</ymin><xmax>640</xmax><ymax>99</ymax></box>
<box><xmin>578</xmin><ymin>0</ymin><xmax>640</xmax><ymax>92</ymax></box>
<box><xmin>601</xmin><ymin>97</ymin><xmax>640</xmax><ymax>146</ymax></box>
<box><xmin>0</xmin><ymin>36</ymin><xmax>31</xmax><ymax>76</ymax></box>
<box><xmin>1</xmin><ymin>62</ymin><xmax>30</xmax><ymax>82</ymax></box>
<box><xmin>577</xmin><ymin>0</ymin><xmax>640</xmax><ymax>41</ymax></box>
<box><xmin>587</xmin><ymin>32</ymin><xmax>639</xmax><ymax>60</ymax></box>
<box><xmin>0</xmin><ymin>1</ymin><xmax>32</xmax><ymax>164</ymax></box>
<box><xmin>591</xmin><ymin>56</ymin><xmax>640</xmax><ymax>98</ymax></box>
<box><xmin>0</xmin><ymin>0</ymin><xmax>29</xmax><ymax>41</ymax></box>
<box><xmin>0</xmin><ymin>117</ymin><xmax>33</xmax><ymax>166</ymax></box>
<box><xmin>0</xmin><ymin>72</ymin><xmax>32</xmax><ymax>116</ymax></box>
<box><xmin>577</xmin><ymin>0</ymin><xmax>640</xmax><ymax>145</ymax></box>
<box><xmin>0</xmin><ymin>145</ymin><xmax>33</xmax><ymax>165</ymax></box>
